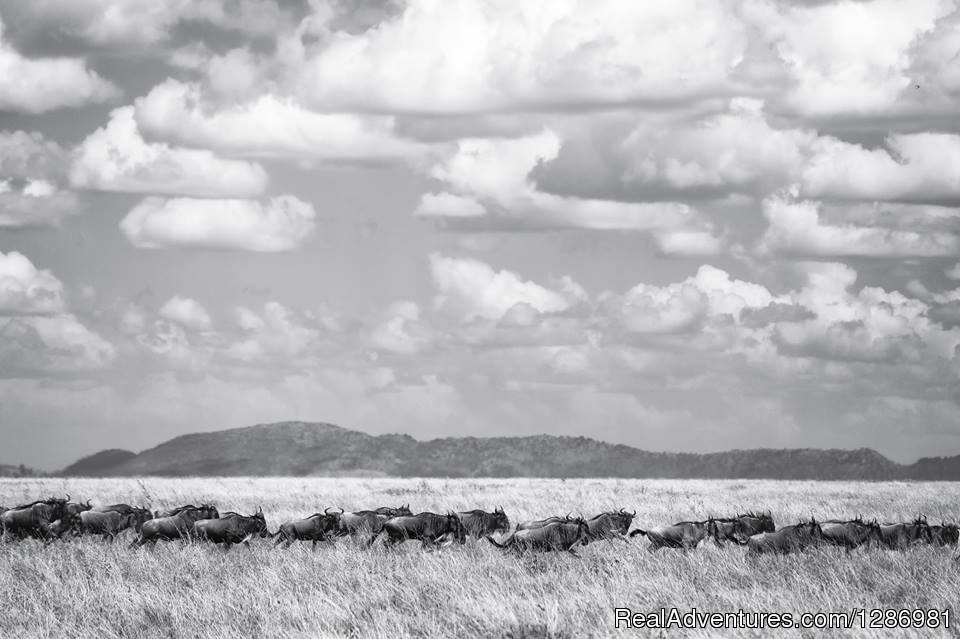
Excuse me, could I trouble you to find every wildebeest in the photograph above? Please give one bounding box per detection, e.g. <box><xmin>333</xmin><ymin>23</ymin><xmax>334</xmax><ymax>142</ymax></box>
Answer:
<box><xmin>746</xmin><ymin>519</ymin><xmax>824</xmax><ymax>554</ymax></box>
<box><xmin>131</xmin><ymin>504</ymin><xmax>219</xmax><ymax>547</ymax></box>
<box><xmin>193</xmin><ymin>508</ymin><xmax>268</xmax><ymax>548</ymax></box>
<box><xmin>77</xmin><ymin>509</ymin><xmax>151</xmax><ymax>541</ymax></box>
<box><xmin>486</xmin><ymin>519</ymin><xmax>590</xmax><ymax>556</ymax></box>
<box><xmin>515</xmin><ymin>514</ymin><xmax>581</xmax><ymax>532</ymax></box>
<box><xmin>820</xmin><ymin>517</ymin><xmax>882</xmax><ymax>552</ymax></box>
<box><xmin>929</xmin><ymin>523</ymin><xmax>959</xmax><ymax>546</ymax></box>
<box><xmin>0</xmin><ymin>496</ymin><xmax>70</xmax><ymax>540</ymax></box>
<box><xmin>585</xmin><ymin>509</ymin><xmax>635</xmax><ymax>542</ymax></box>
<box><xmin>369</xmin><ymin>512</ymin><xmax>466</xmax><ymax>550</ymax></box>
<box><xmin>456</xmin><ymin>507</ymin><xmax>510</xmax><ymax>539</ymax></box>
<box><xmin>337</xmin><ymin>505</ymin><xmax>412</xmax><ymax>537</ymax></box>
<box><xmin>711</xmin><ymin>512</ymin><xmax>775</xmax><ymax>545</ymax></box>
<box><xmin>629</xmin><ymin>519</ymin><xmax>715</xmax><ymax>551</ymax></box>
<box><xmin>275</xmin><ymin>508</ymin><xmax>344</xmax><ymax>548</ymax></box>
<box><xmin>879</xmin><ymin>517</ymin><xmax>931</xmax><ymax>549</ymax></box>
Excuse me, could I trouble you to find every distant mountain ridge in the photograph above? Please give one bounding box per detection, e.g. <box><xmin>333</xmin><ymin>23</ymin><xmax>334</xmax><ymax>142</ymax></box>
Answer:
<box><xmin>56</xmin><ymin>421</ymin><xmax>960</xmax><ymax>480</ymax></box>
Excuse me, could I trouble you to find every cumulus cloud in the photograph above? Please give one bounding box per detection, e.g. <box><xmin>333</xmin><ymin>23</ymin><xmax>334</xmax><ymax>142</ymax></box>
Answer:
<box><xmin>369</xmin><ymin>300</ymin><xmax>435</xmax><ymax>355</ymax></box>
<box><xmin>759</xmin><ymin>191</ymin><xmax>960</xmax><ymax>257</ymax></box>
<box><xmin>0</xmin><ymin>130</ymin><xmax>81</xmax><ymax>227</ymax></box>
<box><xmin>0</xmin><ymin>314</ymin><xmax>116</xmax><ymax>376</ymax></box>
<box><xmin>295</xmin><ymin>0</ymin><xmax>750</xmax><ymax>113</ymax></box>
<box><xmin>802</xmin><ymin>134</ymin><xmax>960</xmax><ymax>205</ymax></box>
<box><xmin>429</xmin><ymin>253</ymin><xmax>583</xmax><ymax>321</ymax></box>
<box><xmin>159</xmin><ymin>296</ymin><xmax>213</xmax><ymax>331</ymax></box>
<box><xmin>0</xmin><ymin>251</ymin><xmax>66</xmax><ymax>315</ymax></box>
<box><xmin>0</xmin><ymin>16</ymin><xmax>119</xmax><ymax>113</ymax></box>
<box><xmin>119</xmin><ymin>195</ymin><xmax>316</xmax><ymax>252</ymax></box>
<box><xmin>225</xmin><ymin>302</ymin><xmax>319</xmax><ymax>364</ymax></box>
<box><xmin>415</xmin><ymin>130</ymin><xmax>715</xmax><ymax>241</ymax></box>
<box><xmin>70</xmin><ymin>107</ymin><xmax>268</xmax><ymax>198</ymax></box>
<box><xmin>134</xmin><ymin>79</ymin><xmax>429</xmax><ymax>163</ymax></box>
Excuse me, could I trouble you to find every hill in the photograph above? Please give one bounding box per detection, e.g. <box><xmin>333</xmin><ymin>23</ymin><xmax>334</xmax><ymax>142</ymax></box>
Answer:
<box><xmin>0</xmin><ymin>463</ymin><xmax>47</xmax><ymax>478</ymax></box>
<box><xmin>55</xmin><ymin>421</ymin><xmax>952</xmax><ymax>479</ymax></box>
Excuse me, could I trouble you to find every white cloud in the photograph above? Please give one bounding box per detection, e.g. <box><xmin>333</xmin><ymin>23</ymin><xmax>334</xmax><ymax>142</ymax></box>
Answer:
<box><xmin>0</xmin><ymin>314</ymin><xmax>116</xmax><ymax>376</ymax></box>
<box><xmin>369</xmin><ymin>300</ymin><xmax>433</xmax><ymax>354</ymax></box>
<box><xmin>159</xmin><ymin>296</ymin><xmax>213</xmax><ymax>332</ymax></box>
<box><xmin>417</xmin><ymin>130</ymin><xmax>712</xmax><ymax>235</ymax></box>
<box><xmin>296</xmin><ymin>0</ymin><xmax>749</xmax><ymax>113</ymax></box>
<box><xmin>429</xmin><ymin>253</ymin><xmax>580</xmax><ymax>321</ymax></box>
<box><xmin>0</xmin><ymin>130</ymin><xmax>67</xmax><ymax>179</ymax></box>
<box><xmin>120</xmin><ymin>195</ymin><xmax>316</xmax><ymax>252</ymax></box>
<box><xmin>759</xmin><ymin>191</ymin><xmax>960</xmax><ymax>257</ymax></box>
<box><xmin>0</xmin><ymin>251</ymin><xmax>66</xmax><ymax>315</ymax></box>
<box><xmin>0</xmin><ymin>179</ymin><xmax>79</xmax><ymax>228</ymax></box>
<box><xmin>225</xmin><ymin>302</ymin><xmax>319</xmax><ymax>364</ymax></box>
<box><xmin>70</xmin><ymin>107</ymin><xmax>268</xmax><ymax>198</ymax></box>
<box><xmin>802</xmin><ymin>134</ymin><xmax>960</xmax><ymax>204</ymax></box>
<box><xmin>134</xmin><ymin>79</ymin><xmax>428</xmax><ymax>163</ymax></box>
<box><xmin>0</xmin><ymin>16</ymin><xmax>119</xmax><ymax>113</ymax></box>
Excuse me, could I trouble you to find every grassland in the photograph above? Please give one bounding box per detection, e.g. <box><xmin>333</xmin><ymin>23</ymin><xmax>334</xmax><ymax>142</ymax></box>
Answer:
<box><xmin>1</xmin><ymin>477</ymin><xmax>958</xmax><ymax>638</ymax></box>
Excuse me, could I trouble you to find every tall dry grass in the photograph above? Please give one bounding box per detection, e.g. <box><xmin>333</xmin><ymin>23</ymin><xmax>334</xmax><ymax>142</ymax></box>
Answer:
<box><xmin>1</xmin><ymin>478</ymin><xmax>958</xmax><ymax>638</ymax></box>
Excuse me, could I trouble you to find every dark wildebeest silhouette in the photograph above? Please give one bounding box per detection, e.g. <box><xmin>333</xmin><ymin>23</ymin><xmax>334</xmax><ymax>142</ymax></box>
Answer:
<box><xmin>486</xmin><ymin>519</ymin><xmax>590</xmax><ymax>556</ymax></box>
<box><xmin>368</xmin><ymin>512</ymin><xmax>466</xmax><ymax>550</ymax></box>
<box><xmin>337</xmin><ymin>505</ymin><xmax>412</xmax><ymax>538</ymax></box>
<box><xmin>193</xmin><ymin>508</ymin><xmax>269</xmax><ymax>548</ymax></box>
<box><xmin>747</xmin><ymin>519</ymin><xmax>824</xmax><ymax>554</ymax></box>
<box><xmin>928</xmin><ymin>523</ymin><xmax>959</xmax><ymax>546</ymax></box>
<box><xmin>131</xmin><ymin>504</ymin><xmax>219</xmax><ymax>547</ymax></box>
<box><xmin>275</xmin><ymin>508</ymin><xmax>343</xmax><ymax>549</ymax></box>
<box><xmin>629</xmin><ymin>518</ymin><xmax>716</xmax><ymax>551</ymax></box>
<box><xmin>77</xmin><ymin>508</ymin><xmax>151</xmax><ymax>541</ymax></box>
<box><xmin>514</xmin><ymin>514</ymin><xmax>581</xmax><ymax>532</ymax></box>
<box><xmin>456</xmin><ymin>507</ymin><xmax>510</xmax><ymax>539</ymax></box>
<box><xmin>879</xmin><ymin>516</ymin><xmax>931</xmax><ymax>550</ymax></box>
<box><xmin>584</xmin><ymin>509</ymin><xmax>635</xmax><ymax>542</ymax></box>
<box><xmin>711</xmin><ymin>512</ymin><xmax>775</xmax><ymax>545</ymax></box>
<box><xmin>1</xmin><ymin>496</ymin><xmax>71</xmax><ymax>540</ymax></box>
<box><xmin>820</xmin><ymin>517</ymin><xmax>882</xmax><ymax>552</ymax></box>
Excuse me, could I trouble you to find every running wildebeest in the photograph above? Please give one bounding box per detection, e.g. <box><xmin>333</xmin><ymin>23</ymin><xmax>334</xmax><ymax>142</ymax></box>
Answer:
<box><xmin>820</xmin><ymin>517</ymin><xmax>882</xmax><ymax>552</ymax></box>
<box><xmin>879</xmin><ymin>517</ymin><xmax>931</xmax><ymax>550</ymax></box>
<box><xmin>711</xmin><ymin>512</ymin><xmax>775</xmax><ymax>545</ymax></box>
<box><xmin>0</xmin><ymin>496</ymin><xmax>70</xmax><ymax>540</ymax></box>
<box><xmin>486</xmin><ymin>519</ymin><xmax>590</xmax><ymax>556</ymax></box>
<box><xmin>746</xmin><ymin>519</ymin><xmax>824</xmax><ymax>554</ymax></box>
<box><xmin>368</xmin><ymin>512</ymin><xmax>466</xmax><ymax>550</ymax></box>
<box><xmin>337</xmin><ymin>505</ymin><xmax>411</xmax><ymax>537</ymax></box>
<box><xmin>456</xmin><ymin>507</ymin><xmax>510</xmax><ymax>539</ymax></box>
<box><xmin>585</xmin><ymin>509</ymin><xmax>635</xmax><ymax>542</ymax></box>
<box><xmin>275</xmin><ymin>508</ymin><xmax>343</xmax><ymax>548</ymax></box>
<box><xmin>515</xmin><ymin>514</ymin><xmax>581</xmax><ymax>532</ymax></box>
<box><xmin>929</xmin><ymin>523</ymin><xmax>959</xmax><ymax>546</ymax></box>
<box><xmin>131</xmin><ymin>504</ymin><xmax>219</xmax><ymax>547</ymax></box>
<box><xmin>193</xmin><ymin>508</ymin><xmax>269</xmax><ymax>548</ymax></box>
<box><xmin>77</xmin><ymin>509</ymin><xmax>150</xmax><ymax>541</ymax></box>
<box><xmin>629</xmin><ymin>518</ymin><xmax>716</xmax><ymax>551</ymax></box>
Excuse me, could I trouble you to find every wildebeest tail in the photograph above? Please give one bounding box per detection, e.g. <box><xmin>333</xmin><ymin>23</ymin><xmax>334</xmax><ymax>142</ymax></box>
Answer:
<box><xmin>629</xmin><ymin>528</ymin><xmax>647</xmax><ymax>537</ymax></box>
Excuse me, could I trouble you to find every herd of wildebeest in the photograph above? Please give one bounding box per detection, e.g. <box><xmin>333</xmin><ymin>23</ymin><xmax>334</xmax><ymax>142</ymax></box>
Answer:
<box><xmin>1</xmin><ymin>495</ymin><xmax>958</xmax><ymax>558</ymax></box>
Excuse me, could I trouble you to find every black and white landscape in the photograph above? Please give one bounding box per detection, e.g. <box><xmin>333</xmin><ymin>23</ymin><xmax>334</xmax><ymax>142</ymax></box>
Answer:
<box><xmin>1</xmin><ymin>1</ymin><xmax>960</xmax><ymax>637</ymax></box>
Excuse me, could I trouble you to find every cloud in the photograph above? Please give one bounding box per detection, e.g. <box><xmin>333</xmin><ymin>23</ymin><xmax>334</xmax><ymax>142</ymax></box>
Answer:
<box><xmin>0</xmin><ymin>0</ymin><xmax>292</xmax><ymax>46</ymax></box>
<box><xmin>759</xmin><ymin>191</ymin><xmax>960</xmax><ymax>257</ymax></box>
<box><xmin>159</xmin><ymin>296</ymin><xmax>213</xmax><ymax>331</ymax></box>
<box><xmin>415</xmin><ymin>130</ymin><xmax>715</xmax><ymax>239</ymax></box>
<box><xmin>0</xmin><ymin>130</ymin><xmax>82</xmax><ymax>227</ymax></box>
<box><xmin>224</xmin><ymin>302</ymin><xmax>320</xmax><ymax>365</ymax></box>
<box><xmin>429</xmin><ymin>253</ymin><xmax>582</xmax><ymax>321</ymax></box>
<box><xmin>133</xmin><ymin>79</ymin><xmax>429</xmax><ymax>164</ymax></box>
<box><xmin>801</xmin><ymin>134</ymin><xmax>960</xmax><ymax>205</ymax></box>
<box><xmin>0</xmin><ymin>16</ymin><xmax>119</xmax><ymax>113</ymax></box>
<box><xmin>0</xmin><ymin>251</ymin><xmax>66</xmax><ymax>315</ymax></box>
<box><xmin>70</xmin><ymin>107</ymin><xmax>268</xmax><ymax>198</ymax></box>
<box><xmin>369</xmin><ymin>300</ymin><xmax>435</xmax><ymax>355</ymax></box>
<box><xmin>295</xmin><ymin>0</ymin><xmax>750</xmax><ymax>113</ymax></box>
<box><xmin>119</xmin><ymin>195</ymin><xmax>316</xmax><ymax>252</ymax></box>
<box><xmin>0</xmin><ymin>314</ymin><xmax>116</xmax><ymax>377</ymax></box>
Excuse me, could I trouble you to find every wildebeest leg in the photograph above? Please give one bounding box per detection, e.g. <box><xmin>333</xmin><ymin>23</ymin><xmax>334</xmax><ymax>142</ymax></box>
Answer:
<box><xmin>567</xmin><ymin>548</ymin><xmax>581</xmax><ymax>558</ymax></box>
<box><xmin>365</xmin><ymin>532</ymin><xmax>382</xmax><ymax>549</ymax></box>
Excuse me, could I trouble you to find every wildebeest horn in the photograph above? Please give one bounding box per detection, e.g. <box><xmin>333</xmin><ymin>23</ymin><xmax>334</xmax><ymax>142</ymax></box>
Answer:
<box><xmin>630</xmin><ymin>509</ymin><xmax>636</xmax><ymax>516</ymax></box>
<box><xmin>85</xmin><ymin>499</ymin><xmax>92</xmax><ymax>507</ymax></box>
<box><xmin>65</xmin><ymin>494</ymin><xmax>70</xmax><ymax>502</ymax></box>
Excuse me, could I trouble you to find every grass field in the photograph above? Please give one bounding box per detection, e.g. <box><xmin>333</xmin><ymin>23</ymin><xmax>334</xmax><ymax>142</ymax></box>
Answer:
<box><xmin>1</xmin><ymin>477</ymin><xmax>958</xmax><ymax>638</ymax></box>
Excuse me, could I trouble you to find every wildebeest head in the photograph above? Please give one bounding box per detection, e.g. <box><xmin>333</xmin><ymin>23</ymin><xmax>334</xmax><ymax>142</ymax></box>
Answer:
<box><xmin>65</xmin><ymin>499</ymin><xmax>93</xmax><ymax>517</ymax></box>
<box><xmin>611</xmin><ymin>508</ymin><xmax>635</xmax><ymax>535</ymax></box>
<box><xmin>131</xmin><ymin>508</ymin><xmax>153</xmax><ymax>532</ymax></box>
<box><xmin>911</xmin><ymin>515</ymin><xmax>933</xmax><ymax>543</ymax></box>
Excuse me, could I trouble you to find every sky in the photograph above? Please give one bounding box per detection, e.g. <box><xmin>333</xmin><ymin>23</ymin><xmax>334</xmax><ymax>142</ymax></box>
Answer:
<box><xmin>2</xmin><ymin>0</ymin><xmax>960</xmax><ymax>469</ymax></box>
